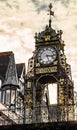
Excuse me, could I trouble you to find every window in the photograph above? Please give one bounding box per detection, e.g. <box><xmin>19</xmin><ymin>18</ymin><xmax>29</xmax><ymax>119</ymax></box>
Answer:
<box><xmin>2</xmin><ymin>90</ymin><xmax>5</xmax><ymax>104</ymax></box>
<box><xmin>0</xmin><ymin>91</ymin><xmax>1</xmax><ymax>101</ymax></box>
<box><xmin>11</xmin><ymin>90</ymin><xmax>15</xmax><ymax>104</ymax></box>
<box><xmin>6</xmin><ymin>90</ymin><xmax>10</xmax><ymax>105</ymax></box>
<box><xmin>0</xmin><ymin>79</ymin><xmax>2</xmax><ymax>88</ymax></box>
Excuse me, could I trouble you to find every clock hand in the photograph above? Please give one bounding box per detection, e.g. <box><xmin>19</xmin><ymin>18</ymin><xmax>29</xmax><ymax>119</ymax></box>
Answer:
<box><xmin>46</xmin><ymin>54</ymin><xmax>53</xmax><ymax>57</ymax></box>
<box><xmin>46</xmin><ymin>54</ymin><xmax>56</xmax><ymax>58</ymax></box>
<box><xmin>46</xmin><ymin>54</ymin><xmax>55</xmax><ymax>61</ymax></box>
<box><xmin>46</xmin><ymin>55</ymin><xmax>51</xmax><ymax>61</ymax></box>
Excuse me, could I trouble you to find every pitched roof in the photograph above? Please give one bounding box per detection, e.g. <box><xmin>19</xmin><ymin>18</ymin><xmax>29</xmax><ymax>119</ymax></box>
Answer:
<box><xmin>2</xmin><ymin>52</ymin><xmax>19</xmax><ymax>88</ymax></box>
<box><xmin>0</xmin><ymin>51</ymin><xmax>13</xmax><ymax>80</ymax></box>
<box><xmin>16</xmin><ymin>63</ymin><xmax>26</xmax><ymax>78</ymax></box>
<box><xmin>0</xmin><ymin>51</ymin><xmax>26</xmax><ymax>87</ymax></box>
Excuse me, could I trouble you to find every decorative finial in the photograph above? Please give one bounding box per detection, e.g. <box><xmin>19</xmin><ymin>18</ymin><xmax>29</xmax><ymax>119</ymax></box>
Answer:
<box><xmin>48</xmin><ymin>3</ymin><xmax>54</xmax><ymax>28</ymax></box>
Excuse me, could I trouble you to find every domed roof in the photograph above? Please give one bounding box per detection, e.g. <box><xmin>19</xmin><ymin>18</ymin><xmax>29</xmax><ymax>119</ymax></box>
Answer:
<box><xmin>39</xmin><ymin>25</ymin><xmax>56</xmax><ymax>38</ymax></box>
<box><xmin>35</xmin><ymin>25</ymin><xmax>57</xmax><ymax>43</ymax></box>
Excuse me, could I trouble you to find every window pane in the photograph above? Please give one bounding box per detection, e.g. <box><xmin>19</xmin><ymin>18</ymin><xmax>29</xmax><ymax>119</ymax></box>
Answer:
<box><xmin>6</xmin><ymin>90</ymin><xmax>10</xmax><ymax>104</ymax></box>
<box><xmin>0</xmin><ymin>91</ymin><xmax>1</xmax><ymax>101</ymax></box>
<box><xmin>2</xmin><ymin>91</ymin><xmax>5</xmax><ymax>104</ymax></box>
<box><xmin>11</xmin><ymin>90</ymin><xmax>15</xmax><ymax>104</ymax></box>
<box><xmin>0</xmin><ymin>80</ymin><xmax>2</xmax><ymax>88</ymax></box>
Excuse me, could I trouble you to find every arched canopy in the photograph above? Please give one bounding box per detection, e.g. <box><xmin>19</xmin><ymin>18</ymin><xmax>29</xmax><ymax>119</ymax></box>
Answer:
<box><xmin>37</xmin><ymin>74</ymin><xmax>57</xmax><ymax>85</ymax></box>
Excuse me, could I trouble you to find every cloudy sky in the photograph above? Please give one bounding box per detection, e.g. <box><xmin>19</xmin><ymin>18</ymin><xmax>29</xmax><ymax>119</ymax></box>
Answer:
<box><xmin>0</xmin><ymin>0</ymin><xmax>77</xmax><ymax>91</ymax></box>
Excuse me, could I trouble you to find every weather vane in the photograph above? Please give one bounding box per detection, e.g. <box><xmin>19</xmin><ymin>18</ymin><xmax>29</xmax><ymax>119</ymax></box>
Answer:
<box><xmin>48</xmin><ymin>3</ymin><xmax>54</xmax><ymax>28</ymax></box>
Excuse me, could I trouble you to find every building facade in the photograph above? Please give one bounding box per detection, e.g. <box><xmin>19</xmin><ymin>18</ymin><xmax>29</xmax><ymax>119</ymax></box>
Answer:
<box><xmin>0</xmin><ymin>51</ymin><xmax>26</xmax><ymax>124</ymax></box>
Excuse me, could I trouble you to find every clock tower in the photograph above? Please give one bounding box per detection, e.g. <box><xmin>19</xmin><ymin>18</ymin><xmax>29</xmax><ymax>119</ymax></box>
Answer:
<box><xmin>26</xmin><ymin>3</ymin><xmax>74</xmax><ymax>123</ymax></box>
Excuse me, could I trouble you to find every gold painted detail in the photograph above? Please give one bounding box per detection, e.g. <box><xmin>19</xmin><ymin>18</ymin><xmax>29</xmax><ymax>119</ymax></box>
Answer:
<box><xmin>45</xmin><ymin>35</ymin><xmax>51</xmax><ymax>41</ymax></box>
<box><xmin>53</xmin><ymin>61</ymin><xmax>58</xmax><ymax>65</ymax></box>
<box><xmin>27</xmin><ymin>82</ymin><xmax>32</xmax><ymax>88</ymax></box>
<box><xmin>36</xmin><ymin>63</ymin><xmax>40</xmax><ymax>67</ymax></box>
<box><xmin>36</xmin><ymin>66</ymin><xmax>57</xmax><ymax>74</ymax></box>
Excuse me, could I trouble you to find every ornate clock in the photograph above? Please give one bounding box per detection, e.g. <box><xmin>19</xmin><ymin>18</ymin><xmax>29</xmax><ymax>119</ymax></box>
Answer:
<box><xmin>38</xmin><ymin>47</ymin><xmax>57</xmax><ymax>65</ymax></box>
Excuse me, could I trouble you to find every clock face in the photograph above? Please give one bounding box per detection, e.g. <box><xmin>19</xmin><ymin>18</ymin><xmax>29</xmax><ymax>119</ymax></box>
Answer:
<box><xmin>38</xmin><ymin>47</ymin><xmax>57</xmax><ymax>65</ymax></box>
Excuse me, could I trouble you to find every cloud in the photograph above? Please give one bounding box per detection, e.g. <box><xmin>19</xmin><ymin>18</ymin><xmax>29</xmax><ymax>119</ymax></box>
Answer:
<box><xmin>31</xmin><ymin>0</ymin><xmax>47</xmax><ymax>13</ymax></box>
<box><xmin>0</xmin><ymin>0</ymin><xmax>76</xmax><ymax>91</ymax></box>
<box><xmin>0</xmin><ymin>0</ymin><xmax>7</xmax><ymax>1</ymax></box>
<box><xmin>53</xmin><ymin>0</ymin><xmax>70</xmax><ymax>7</ymax></box>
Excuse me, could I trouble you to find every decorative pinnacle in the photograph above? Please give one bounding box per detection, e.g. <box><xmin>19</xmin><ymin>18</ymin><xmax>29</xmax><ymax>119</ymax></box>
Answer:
<box><xmin>48</xmin><ymin>3</ymin><xmax>54</xmax><ymax>28</ymax></box>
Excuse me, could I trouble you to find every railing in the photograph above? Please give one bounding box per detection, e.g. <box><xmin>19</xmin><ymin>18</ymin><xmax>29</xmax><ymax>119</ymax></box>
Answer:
<box><xmin>0</xmin><ymin>110</ymin><xmax>24</xmax><ymax>126</ymax></box>
<box><xmin>0</xmin><ymin>91</ymin><xmax>77</xmax><ymax>126</ymax></box>
<box><xmin>0</xmin><ymin>102</ymin><xmax>23</xmax><ymax>126</ymax></box>
<box><xmin>0</xmin><ymin>106</ymin><xmax>77</xmax><ymax>126</ymax></box>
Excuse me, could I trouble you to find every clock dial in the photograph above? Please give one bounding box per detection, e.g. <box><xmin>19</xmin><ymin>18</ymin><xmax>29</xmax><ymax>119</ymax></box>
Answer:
<box><xmin>38</xmin><ymin>47</ymin><xmax>56</xmax><ymax>65</ymax></box>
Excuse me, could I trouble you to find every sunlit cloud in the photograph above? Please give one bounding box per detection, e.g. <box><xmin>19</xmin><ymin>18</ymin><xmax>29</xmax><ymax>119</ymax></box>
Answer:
<box><xmin>0</xmin><ymin>0</ymin><xmax>76</xmax><ymax>91</ymax></box>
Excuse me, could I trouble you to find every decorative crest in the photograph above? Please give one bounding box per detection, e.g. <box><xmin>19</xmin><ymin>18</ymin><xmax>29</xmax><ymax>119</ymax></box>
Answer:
<box><xmin>48</xmin><ymin>3</ymin><xmax>54</xmax><ymax>28</ymax></box>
